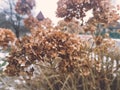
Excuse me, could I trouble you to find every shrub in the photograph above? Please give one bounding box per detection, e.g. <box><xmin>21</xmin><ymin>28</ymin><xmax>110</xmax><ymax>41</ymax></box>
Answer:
<box><xmin>0</xmin><ymin>17</ymin><xmax>118</xmax><ymax>90</ymax></box>
<box><xmin>0</xmin><ymin>0</ymin><xmax>119</xmax><ymax>90</ymax></box>
<box><xmin>0</xmin><ymin>28</ymin><xmax>16</xmax><ymax>49</ymax></box>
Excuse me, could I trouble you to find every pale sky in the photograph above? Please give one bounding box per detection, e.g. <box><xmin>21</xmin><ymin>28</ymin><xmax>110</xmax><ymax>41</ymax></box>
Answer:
<box><xmin>35</xmin><ymin>0</ymin><xmax>60</xmax><ymax>25</ymax></box>
<box><xmin>35</xmin><ymin>0</ymin><xmax>120</xmax><ymax>25</ymax></box>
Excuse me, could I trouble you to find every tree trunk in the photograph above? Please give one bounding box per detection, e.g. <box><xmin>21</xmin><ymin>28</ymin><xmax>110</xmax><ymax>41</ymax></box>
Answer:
<box><xmin>15</xmin><ymin>29</ymin><xmax>19</xmax><ymax>38</ymax></box>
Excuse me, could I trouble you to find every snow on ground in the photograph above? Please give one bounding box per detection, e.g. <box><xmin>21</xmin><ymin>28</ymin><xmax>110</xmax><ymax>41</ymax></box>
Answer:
<box><xmin>0</xmin><ymin>52</ymin><xmax>8</xmax><ymax>59</ymax></box>
<box><xmin>113</xmin><ymin>39</ymin><xmax>120</xmax><ymax>46</ymax></box>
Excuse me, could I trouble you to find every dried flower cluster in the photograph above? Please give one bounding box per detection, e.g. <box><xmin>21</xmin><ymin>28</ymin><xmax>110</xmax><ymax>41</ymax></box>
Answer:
<box><xmin>5</xmin><ymin>27</ymin><xmax>91</xmax><ymax>76</ymax></box>
<box><xmin>15</xmin><ymin>0</ymin><xmax>35</xmax><ymax>15</ymax></box>
<box><xmin>4</xmin><ymin>17</ymin><xmax>118</xmax><ymax>79</ymax></box>
<box><xmin>39</xmin><ymin>18</ymin><xmax>53</xmax><ymax>29</ymax></box>
<box><xmin>94</xmin><ymin>37</ymin><xmax>115</xmax><ymax>54</ymax></box>
<box><xmin>56</xmin><ymin>0</ymin><xmax>96</xmax><ymax>21</ymax></box>
<box><xmin>3</xmin><ymin>17</ymin><xmax>100</xmax><ymax>77</ymax></box>
<box><xmin>24</xmin><ymin>16</ymin><xmax>41</xmax><ymax>29</ymax></box>
<box><xmin>56</xmin><ymin>0</ymin><xmax>120</xmax><ymax>25</ymax></box>
<box><xmin>56</xmin><ymin>19</ymin><xmax>84</xmax><ymax>34</ymax></box>
<box><xmin>24</xmin><ymin>16</ymin><xmax>53</xmax><ymax>30</ymax></box>
<box><xmin>0</xmin><ymin>28</ymin><xmax>16</xmax><ymax>49</ymax></box>
<box><xmin>1</xmin><ymin>0</ymin><xmax>119</xmax><ymax>89</ymax></box>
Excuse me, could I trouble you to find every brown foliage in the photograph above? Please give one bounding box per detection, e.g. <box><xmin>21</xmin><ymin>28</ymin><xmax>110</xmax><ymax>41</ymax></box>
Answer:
<box><xmin>0</xmin><ymin>28</ymin><xmax>16</xmax><ymax>49</ymax></box>
<box><xmin>24</xmin><ymin>16</ymin><xmax>53</xmax><ymax>30</ymax></box>
<box><xmin>15</xmin><ymin>0</ymin><xmax>35</xmax><ymax>15</ymax></box>
<box><xmin>1</xmin><ymin>0</ymin><xmax>120</xmax><ymax>90</ymax></box>
<box><xmin>5</xmin><ymin>26</ymin><xmax>91</xmax><ymax>76</ymax></box>
<box><xmin>4</xmin><ymin>18</ymin><xmax>119</xmax><ymax>89</ymax></box>
<box><xmin>56</xmin><ymin>0</ymin><xmax>120</xmax><ymax>26</ymax></box>
<box><xmin>56</xmin><ymin>19</ymin><xmax>84</xmax><ymax>34</ymax></box>
<box><xmin>24</xmin><ymin>16</ymin><xmax>41</xmax><ymax>29</ymax></box>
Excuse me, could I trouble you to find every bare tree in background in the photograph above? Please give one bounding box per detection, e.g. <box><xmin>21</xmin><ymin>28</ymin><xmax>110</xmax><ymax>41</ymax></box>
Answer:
<box><xmin>0</xmin><ymin>0</ymin><xmax>35</xmax><ymax>38</ymax></box>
